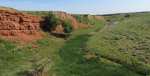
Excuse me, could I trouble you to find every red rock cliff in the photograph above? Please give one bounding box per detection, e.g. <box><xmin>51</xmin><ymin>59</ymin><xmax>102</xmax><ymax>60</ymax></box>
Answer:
<box><xmin>0</xmin><ymin>8</ymin><xmax>43</xmax><ymax>42</ymax></box>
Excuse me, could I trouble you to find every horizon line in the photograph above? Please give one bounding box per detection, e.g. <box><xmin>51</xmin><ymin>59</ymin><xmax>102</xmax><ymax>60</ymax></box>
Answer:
<box><xmin>1</xmin><ymin>6</ymin><xmax>150</xmax><ymax>15</ymax></box>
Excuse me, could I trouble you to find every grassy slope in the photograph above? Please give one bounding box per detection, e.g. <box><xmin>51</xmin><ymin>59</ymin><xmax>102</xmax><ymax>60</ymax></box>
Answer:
<box><xmin>74</xmin><ymin>15</ymin><xmax>105</xmax><ymax>30</ymax></box>
<box><xmin>0</xmin><ymin>12</ymin><xmax>149</xmax><ymax>76</ymax></box>
<box><xmin>53</xmin><ymin>31</ymin><xmax>141</xmax><ymax>76</ymax></box>
<box><xmin>87</xmin><ymin>13</ymin><xmax>150</xmax><ymax>75</ymax></box>
<box><xmin>52</xmin><ymin>16</ymin><xmax>142</xmax><ymax>76</ymax></box>
<box><xmin>0</xmin><ymin>35</ymin><xmax>64</xmax><ymax>76</ymax></box>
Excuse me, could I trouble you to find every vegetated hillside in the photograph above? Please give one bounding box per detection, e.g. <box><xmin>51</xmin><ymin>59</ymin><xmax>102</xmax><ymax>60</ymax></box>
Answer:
<box><xmin>25</xmin><ymin>11</ymin><xmax>104</xmax><ymax>33</ymax></box>
<box><xmin>0</xmin><ymin>34</ymin><xmax>65</xmax><ymax>76</ymax></box>
<box><xmin>74</xmin><ymin>14</ymin><xmax>105</xmax><ymax>30</ymax></box>
<box><xmin>1</xmin><ymin>7</ymin><xmax>150</xmax><ymax>76</ymax></box>
<box><xmin>42</xmin><ymin>11</ymin><xmax>90</xmax><ymax>34</ymax></box>
<box><xmin>87</xmin><ymin>13</ymin><xmax>150</xmax><ymax>75</ymax></box>
<box><xmin>0</xmin><ymin>7</ymin><xmax>102</xmax><ymax>42</ymax></box>
<box><xmin>0</xmin><ymin>7</ymin><xmax>105</xmax><ymax>76</ymax></box>
<box><xmin>0</xmin><ymin>7</ymin><xmax>66</xmax><ymax>76</ymax></box>
<box><xmin>54</xmin><ymin>12</ymin><xmax>90</xmax><ymax>29</ymax></box>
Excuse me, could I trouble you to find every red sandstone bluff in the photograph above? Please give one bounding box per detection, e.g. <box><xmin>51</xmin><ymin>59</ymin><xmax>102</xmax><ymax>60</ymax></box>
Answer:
<box><xmin>0</xmin><ymin>7</ymin><xmax>43</xmax><ymax>42</ymax></box>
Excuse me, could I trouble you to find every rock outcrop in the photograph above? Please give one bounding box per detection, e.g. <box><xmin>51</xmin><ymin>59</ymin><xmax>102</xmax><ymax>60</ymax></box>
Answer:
<box><xmin>54</xmin><ymin>12</ymin><xmax>89</xmax><ymax>30</ymax></box>
<box><xmin>0</xmin><ymin>7</ymin><xmax>103</xmax><ymax>42</ymax></box>
<box><xmin>0</xmin><ymin>7</ymin><xmax>43</xmax><ymax>42</ymax></box>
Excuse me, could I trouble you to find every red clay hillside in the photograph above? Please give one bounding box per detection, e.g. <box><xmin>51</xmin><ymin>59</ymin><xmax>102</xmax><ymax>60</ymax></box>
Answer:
<box><xmin>0</xmin><ymin>7</ymin><xmax>103</xmax><ymax>42</ymax></box>
<box><xmin>0</xmin><ymin>7</ymin><xmax>43</xmax><ymax>42</ymax></box>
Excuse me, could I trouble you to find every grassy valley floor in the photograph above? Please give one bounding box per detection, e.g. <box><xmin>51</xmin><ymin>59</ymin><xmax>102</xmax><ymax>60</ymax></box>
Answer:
<box><xmin>52</xmin><ymin>27</ymin><xmax>143</xmax><ymax>76</ymax></box>
<box><xmin>0</xmin><ymin>12</ymin><xmax>150</xmax><ymax>76</ymax></box>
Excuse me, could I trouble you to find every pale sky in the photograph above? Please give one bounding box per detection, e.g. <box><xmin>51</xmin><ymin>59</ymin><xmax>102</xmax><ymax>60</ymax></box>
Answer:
<box><xmin>0</xmin><ymin>0</ymin><xmax>150</xmax><ymax>14</ymax></box>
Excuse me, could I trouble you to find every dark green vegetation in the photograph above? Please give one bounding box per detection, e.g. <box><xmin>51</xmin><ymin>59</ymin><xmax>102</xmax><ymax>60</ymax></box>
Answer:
<box><xmin>42</xmin><ymin>12</ymin><xmax>62</xmax><ymax>32</ymax></box>
<box><xmin>0</xmin><ymin>11</ymin><xmax>150</xmax><ymax>76</ymax></box>
<box><xmin>62</xmin><ymin>20</ymin><xmax>73</xmax><ymax>33</ymax></box>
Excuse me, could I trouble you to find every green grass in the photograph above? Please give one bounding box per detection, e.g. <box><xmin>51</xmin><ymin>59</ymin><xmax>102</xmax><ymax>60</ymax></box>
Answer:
<box><xmin>53</xmin><ymin>30</ymin><xmax>142</xmax><ymax>76</ymax></box>
<box><xmin>1</xmin><ymin>12</ymin><xmax>150</xmax><ymax>76</ymax></box>
<box><xmin>87</xmin><ymin>13</ymin><xmax>150</xmax><ymax>75</ymax></box>
<box><xmin>51</xmin><ymin>19</ymin><xmax>141</xmax><ymax>76</ymax></box>
<box><xmin>0</xmin><ymin>35</ymin><xmax>64</xmax><ymax>76</ymax></box>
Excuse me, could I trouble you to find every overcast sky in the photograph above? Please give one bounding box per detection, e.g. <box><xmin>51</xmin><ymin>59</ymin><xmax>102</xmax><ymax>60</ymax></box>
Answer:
<box><xmin>0</xmin><ymin>0</ymin><xmax>150</xmax><ymax>14</ymax></box>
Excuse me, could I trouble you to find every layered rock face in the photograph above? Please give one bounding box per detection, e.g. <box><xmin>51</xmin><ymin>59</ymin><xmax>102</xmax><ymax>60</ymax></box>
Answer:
<box><xmin>0</xmin><ymin>8</ymin><xmax>43</xmax><ymax>42</ymax></box>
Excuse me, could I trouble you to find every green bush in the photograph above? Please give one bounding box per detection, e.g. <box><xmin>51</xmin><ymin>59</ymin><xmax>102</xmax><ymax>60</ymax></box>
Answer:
<box><xmin>42</xmin><ymin>12</ymin><xmax>61</xmax><ymax>31</ymax></box>
<box><xmin>63</xmin><ymin>20</ymin><xmax>73</xmax><ymax>33</ymax></box>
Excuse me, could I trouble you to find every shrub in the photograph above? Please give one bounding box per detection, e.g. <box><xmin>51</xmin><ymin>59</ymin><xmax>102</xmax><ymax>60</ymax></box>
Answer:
<box><xmin>63</xmin><ymin>20</ymin><xmax>73</xmax><ymax>33</ymax></box>
<box><xmin>42</xmin><ymin>13</ymin><xmax>73</xmax><ymax>33</ymax></box>
<box><xmin>42</xmin><ymin>12</ymin><xmax>61</xmax><ymax>32</ymax></box>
